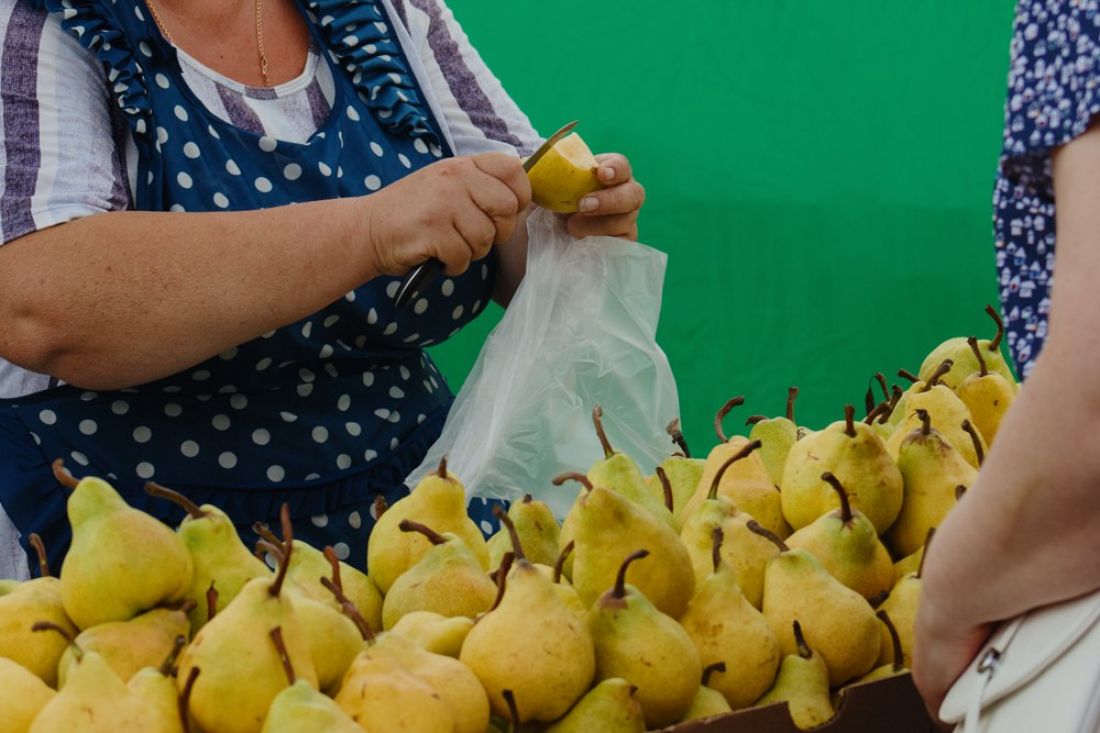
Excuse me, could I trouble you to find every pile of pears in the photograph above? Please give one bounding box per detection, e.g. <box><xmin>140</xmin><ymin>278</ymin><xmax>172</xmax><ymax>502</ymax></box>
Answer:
<box><xmin>0</xmin><ymin>306</ymin><xmax>1016</xmax><ymax>732</ymax></box>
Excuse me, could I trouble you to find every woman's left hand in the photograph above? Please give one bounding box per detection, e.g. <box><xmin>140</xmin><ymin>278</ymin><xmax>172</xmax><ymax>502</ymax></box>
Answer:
<box><xmin>565</xmin><ymin>153</ymin><xmax>645</xmax><ymax>240</ymax></box>
<box><xmin>913</xmin><ymin>594</ymin><xmax>994</xmax><ymax>726</ymax></box>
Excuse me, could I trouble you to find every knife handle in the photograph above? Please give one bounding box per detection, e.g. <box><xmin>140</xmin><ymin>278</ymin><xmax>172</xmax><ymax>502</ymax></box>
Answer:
<box><xmin>393</xmin><ymin>257</ymin><xmax>445</xmax><ymax>310</ymax></box>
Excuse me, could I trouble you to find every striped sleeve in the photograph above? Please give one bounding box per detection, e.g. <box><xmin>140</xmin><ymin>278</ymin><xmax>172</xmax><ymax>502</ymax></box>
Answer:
<box><xmin>0</xmin><ymin>1</ymin><xmax>129</xmax><ymax>245</ymax></box>
<box><xmin>399</xmin><ymin>0</ymin><xmax>542</xmax><ymax>157</ymax></box>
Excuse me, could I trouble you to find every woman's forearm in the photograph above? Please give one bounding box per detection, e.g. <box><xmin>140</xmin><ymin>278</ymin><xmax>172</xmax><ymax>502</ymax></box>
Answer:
<box><xmin>0</xmin><ymin>198</ymin><xmax>380</xmax><ymax>390</ymax></box>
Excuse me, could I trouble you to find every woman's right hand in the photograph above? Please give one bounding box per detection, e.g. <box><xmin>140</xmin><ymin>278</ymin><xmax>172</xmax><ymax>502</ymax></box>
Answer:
<box><xmin>365</xmin><ymin>152</ymin><xmax>532</xmax><ymax>277</ymax></box>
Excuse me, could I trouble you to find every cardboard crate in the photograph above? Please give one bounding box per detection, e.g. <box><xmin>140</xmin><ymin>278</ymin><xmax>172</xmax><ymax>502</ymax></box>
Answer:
<box><xmin>659</xmin><ymin>673</ymin><xmax>937</xmax><ymax>733</ymax></box>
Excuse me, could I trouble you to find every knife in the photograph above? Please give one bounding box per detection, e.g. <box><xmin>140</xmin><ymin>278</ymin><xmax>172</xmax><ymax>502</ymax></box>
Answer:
<box><xmin>392</xmin><ymin>120</ymin><xmax>580</xmax><ymax>310</ymax></box>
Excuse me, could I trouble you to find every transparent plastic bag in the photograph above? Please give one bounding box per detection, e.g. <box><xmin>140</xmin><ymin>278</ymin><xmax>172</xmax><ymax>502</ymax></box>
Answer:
<box><xmin>407</xmin><ymin>208</ymin><xmax>681</xmax><ymax>518</ymax></box>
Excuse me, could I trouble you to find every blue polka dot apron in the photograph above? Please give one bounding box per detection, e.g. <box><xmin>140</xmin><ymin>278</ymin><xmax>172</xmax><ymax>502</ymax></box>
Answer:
<box><xmin>0</xmin><ymin>0</ymin><xmax>505</xmax><ymax>574</ymax></box>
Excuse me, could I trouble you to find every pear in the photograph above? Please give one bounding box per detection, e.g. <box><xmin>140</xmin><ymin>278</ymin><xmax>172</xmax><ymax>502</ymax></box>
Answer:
<box><xmin>679</xmin><ymin>527</ymin><xmax>780</xmax><ymax>709</ymax></box>
<box><xmin>54</xmin><ymin>464</ymin><xmax>192</xmax><ymax>630</ymax></box>
<box><xmin>781</xmin><ymin>405</ymin><xmax>903</xmax><ymax>534</ymax></box>
<box><xmin>876</xmin><ymin>568</ymin><xmax>922</xmax><ymax>669</ymax></box>
<box><xmin>335</xmin><ymin>650</ymin><xmax>454</xmax><ymax>732</ymax></box>
<box><xmin>746</xmin><ymin>387</ymin><xmax>801</xmax><ymax>486</ymax></box>
<box><xmin>460</xmin><ymin>507</ymin><xmax>595</xmax><ymax>723</ymax></box>
<box><xmin>382</xmin><ymin>521</ymin><xmax>497</xmax><ymax>629</ymax></box>
<box><xmin>893</xmin><ymin>528</ymin><xmax>934</xmax><ymax>583</ymax></box>
<box><xmin>545</xmin><ymin>677</ymin><xmax>646</xmax><ymax>733</ymax></box>
<box><xmin>145</xmin><ymin>482</ymin><xmax>269</xmax><ymax>633</ymax></box>
<box><xmin>755</xmin><ymin>523</ymin><xmax>880</xmax><ymax>686</ymax></box>
<box><xmin>683</xmin><ymin>398</ymin><xmax>789</xmax><ymax>538</ymax></box>
<box><xmin>560</xmin><ymin>472</ymin><xmax>695</xmax><ymax>617</ymax></box>
<box><xmin>527</xmin><ymin>132</ymin><xmax>602</xmax><ymax>213</ymax></box>
<box><xmin>127</xmin><ymin>636</ymin><xmax>188</xmax><ymax>733</ymax></box>
<box><xmin>919</xmin><ymin>305</ymin><xmax>1018</xmax><ymax>390</ymax></box>
<box><xmin>28</xmin><ymin>624</ymin><xmax>160</xmax><ymax>733</ymax></box>
<box><xmin>886</xmin><ymin>362</ymin><xmax>987</xmax><ymax>469</ymax></box>
<box><xmin>389</xmin><ymin>611</ymin><xmax>473</xmax><ymax>657</ymax></box>
<box><xmin>647</xmin><ymin>419</ymin><xmax>707</xmax><ymax>527</ymax></box>
<box><xmin>177</xmin><ymin>505</ymin><xmax>318</xmax><ymax>733</ymax></box>
<box><xmin>367</xmin><ymin>457</ymin><xmax>489</xmax><ymax>594</ymax></box>
<box><xmin>487</xmin><ymin>494</ymin><xmax>561</xmax><ymax>570</ymax></box>
<box><xmin>887</xmin><ymin>411</ymin><xmax>977</xmax><ymax>557</ymax></box>
<box><xmin>785</xmin><ymin>473</ymin><xmax>894</xmax><ymax>601</ymax></box>
<box><xmin>956</xmin><ymin>336</ymin><xmax>1016</xmax><ymax>445</ymax></box>
<box><xmin>587</xmin><ymin>549</ymin><xmax>702</xmax><ymax>729</ymax></box>
<box><xmin>755</xmin><ymin>621</ymin><xmax>836</xmax><ymax>731</ymax></box>
<box><xmin>0</xmin><ymin>657</ymin><xmax>55</xmax><ymax>733</ymax></box>
<box><xmin>58</xmin><ymin>604</ymin><xmax>192</xmax><ymax>687</ymax></box>
<box><xmin>0</xmin><ymin>579</ymin><xmax>19</xmax><ymax>595</ymax></box>
<box><xmin>679</xmin><ymin>457</ymin><xmax>781</xmax><ymax>609</ymax></box>
<box><xmin>852</xmin><ymin>611</ymin><xmax>908</xmax><ymax>686</ymax></box>
<box><xmin>0</xmin><ymin>534</ymin><xmax>76</xmax><ymax>686</ymax></box>
<box><xmin>262</xmin><ymin>626</ymin><xmax>361</xmax><ymax>733</ymax></box>
<box><xmin>587</xmin><ymin>405</ymin><xmax>674</xmax><ymax>523</ymax></box>
<box><xmin>680</xmin><ymin>663</ymin><xmax>734</xmax><ymax>723</ymax></box>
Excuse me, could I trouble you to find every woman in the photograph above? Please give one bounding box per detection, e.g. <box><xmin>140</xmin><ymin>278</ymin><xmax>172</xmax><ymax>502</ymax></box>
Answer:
<box><xmin>0</xmin><ymin>0</ymin><xmax>644</xmax><ymax>578</ymax></box>
<box><xmin>914</xmin><ymin>0</ymin><xmax>1100</xmax><ymax>719</ymax></box>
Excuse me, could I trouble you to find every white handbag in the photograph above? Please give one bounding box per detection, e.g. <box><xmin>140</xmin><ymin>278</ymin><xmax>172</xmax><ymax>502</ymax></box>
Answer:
<box><xmin>939</xmin><ymin>588</ymin><xmax>1100</xmax><ymax>733</ymax></box>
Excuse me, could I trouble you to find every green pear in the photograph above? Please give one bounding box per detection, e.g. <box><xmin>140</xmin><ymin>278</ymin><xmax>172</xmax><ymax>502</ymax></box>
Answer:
<box><xmin>756</xmin><ymin>525</ymin><xmax>880</xmax><ymax>686</ymax></box>
<box><xmin>781</xmin><ymin>405</ymin><xmax>903</xmax><ymax>534</ymax></box>
<box><xmin>0</xmin><ymin>656</ymin><xmax>55</xmax><ymax>733</ymax></box>
<box><xmin>56</xmin><ymin>467</ymin><xmax>192</xmax><ymax>630</ymax></box>
<box><xmin>145</xmin><ymin>482</ymin><xmax>269</xmax><ymax>633</ymax></box>
<box><xmin>679</xmin><ymin>527</ymin><xmax>780</xmax><ymax>709</ymax></box>
<box><xmin>785</xmin><ymin>473</ymin><xmax>894</xmax><ymax>601</ymax></box>
<box><xmin>58</xmin><ymin>605</ymin><xmax>191</xmax><ymax>687</ymax></box>
<box><xmin>367</xmin><ymin>457</ymin><xmax>489</xmax><ymax>594</ymax></box>
<box><xmin>587</xmin><ymin>550</ymin><xmax>702</xmax><ymax>729</ymax></box>
<box><xmin>886</xmin><ymin>361</ymin><xmax>987</xmax><ymax>469</ymax></box>
<box><xmin>679</xmin><ymin>664</ymin><xmax>734</xmax><ymax>723</ymax></box>
<box><xmin>335</xmin><ymin>651</ymin><xmax>454</xmax><ymax>732</ymax></box>
<box><xmin>587</xmin><ymin>406</ymin><xmax>674</xmax><ymax>526</ymax></box>
<box><xmin>852</xmin><ymin>611</ymin><xmax>908</xmax><ymax>686</ymax></box>
<box><xmin>460</xmin><ymin>508</ymin><xmax>595</xmax><ymax>723</ymax></box>
<box><xmin>177</xmin><ymin>506</ymin><xmax>318</xmax><ymax>733</ymax></box>
<box><xmin>263</xmin><ymin>679</ymin><xmax>361</xmax><ymax>733</ymax></box>
<box><xmin>747</xmin><ymin>387</ymin><xmax>801</xmax><ymax>486</ymax></box>
<box><xmin>887</xmin><ymin>411</ymin><xmax>977</xmax><ymax>557</ymax></box>
<box><xmin>648</xmin><ymin>418</ymin><xmax>706</xmax><ymax>527</ymax></box>
<box><xmin>545</xmin><ymin>677</ymin><xmax>646</xmax><ymax>733</ymax></box>
<box><xmin>382</xmin><ymin>521</ymin><xmax>497</xmax><ymax>629</ymax></box>
<box><xmin>389</xmin><ymin>611</ymin><xmax>473</xmax><ymax>658</ymax></box>
<box><xmin>919</xmin><ymin>305</ymin><xmax>1018</xmax><ymax>390</ymax></box>
<box><xmin>561</xmin><ymin>473</ymin><xmax>695</xmax><ymax>618</ymax></box>
<box><xmin>755</xmin><ymin>621</ymin><xmax>836</xmax><ymax>731</ymax></box>
<box><xmin>486</xmin><ymin>494</ymin><xmax>561</xmax><ymax>569</ymax></box>
<box><xmin>956</xmin><ymin>337</ymin><xmax>1016</xmax><ymax>446</ymax></box>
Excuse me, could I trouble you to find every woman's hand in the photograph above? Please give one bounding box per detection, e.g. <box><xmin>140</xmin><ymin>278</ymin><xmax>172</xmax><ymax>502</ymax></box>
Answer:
<box><xmin>912</xmin><ymin>592</ymin><xmax>994</xmax><ymax>725</ymax></box>
<box><xmin>565</xmin><ymin>153</ymin><xmax>645</xmax><ymax>240</ymax></box>
<box><xmin>366</xmin><ymin>152</ymin><xmax>532</xmax><ymax>276</ymax></box>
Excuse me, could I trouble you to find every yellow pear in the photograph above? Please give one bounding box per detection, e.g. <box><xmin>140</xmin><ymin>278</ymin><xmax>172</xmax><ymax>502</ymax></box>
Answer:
<box><xmin>335</xmin><ymin>651</ymin><xmax>454</xmax><ymax>732</ymax></box>
<box><xmin>755</xmin><ymin>621</ymin><xmax>836</xmax><ymax>731</ymax></box>
<box><xmin>486</xmin><ymin>494</ymin><xmax>561</xmax><ymax>569</ymax></box>
<box><xmin>649</xmin><ymin>418</ymin><xmax>707</xmax><ymax>527</ymax></box>
<box><xmin>679</xmin><ymin>664</ymin><xmax>734</xmax><ymax>723</ymax></box>
<box><xmin>876</xmin><ymin>571</ymin><xmax>921</xmax><ymax>669</ymax></box>
<box><xmin>526</xmin><ymin>131</ymin><xmax>601</xmax><ymax>213</ymax></box>
<box><xmin>544</xmin><ymin>677</ymin><xmax>646</xmax><ymax>733</ymax></box>
<box><xmin>58</xmin><ymin>604</ymin><xmax>192</xmax><ymax>687</ymax></box>
<box><xmin>956</xmin><ymin>336</ymin><xmax>1016</xmax><ymax>445</ymax></box>
<box><xmin>746</xmin><ymin>387</ymin><xmax>801</xmax><ymax>486</ymax></box>
<box><xmin>366</xmin><ymin>457</ymin><xmax>489</xmax><ymax>594</ymax></box>
<box><xmin>919</xmin><ymin>305</ymin><xmax>1018</xmax><ymax>390</ymax></box>
<box><xmin>126</xmin><ymin>637</ymin><xmax>188</xmax><ymax>733</ymax></box>
<box><xmin>389</xmin><ymin>611</ymin><xmax>473</xmax><ymax>658</ymax></box>
<box><xmin>886</xmin><ymin>361</ymin><xmax>987</xmax><ymax>469</ymax></box>
<box><xmin>0</xmin><ymin>656</ymin><xmax>55</xmax><ymax>733</ymax></box>
<box><xmin>852</xmin><ymin>611</ymin><xmax>908</xmax><ymax>686</ymax></box>
<box><xmin>587</xmin><ymin>406</ymin><xmax>675</xmax><ymax>525</ymax></box>
<box><xmin>262</xmin><ymin>679</ymin><xmax>361</xmax><ymax>733</ymax></box>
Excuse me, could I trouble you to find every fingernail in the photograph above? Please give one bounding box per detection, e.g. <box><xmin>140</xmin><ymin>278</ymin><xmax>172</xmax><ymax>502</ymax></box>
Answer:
<box><xmin>599</xmin><ymin>166</ymin><xmax>616</xmax><ymax>182</ymax></box>
<box><xmin>579</xmin><ymin>196</ymin><xmax>599</xmax><ymax>212</ymax></box>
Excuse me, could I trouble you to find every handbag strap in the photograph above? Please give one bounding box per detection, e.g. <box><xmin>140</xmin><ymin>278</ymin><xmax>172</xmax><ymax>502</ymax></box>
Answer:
<box><xmin>962</xmin><ymin>616</ymin><xmax>1027</xmax><ymax>732</ymax></box>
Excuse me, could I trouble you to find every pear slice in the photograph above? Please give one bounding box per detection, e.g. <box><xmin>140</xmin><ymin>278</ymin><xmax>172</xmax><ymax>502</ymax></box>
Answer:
<box><xmin>527</xmin><ymin>133</ymin><xmax>601</xmax><ymax>213</ymax></box>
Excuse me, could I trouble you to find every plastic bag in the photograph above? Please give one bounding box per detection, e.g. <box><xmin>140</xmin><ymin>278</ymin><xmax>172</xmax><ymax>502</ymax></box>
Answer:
<box><xmin>407</xmin><ymin>208</ymin><xmax>681</xmax><ymax>519</ymax></box>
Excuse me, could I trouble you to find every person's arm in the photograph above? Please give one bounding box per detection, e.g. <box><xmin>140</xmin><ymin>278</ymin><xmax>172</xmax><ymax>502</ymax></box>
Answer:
<box><xmin>912</xmin><ymin>122</ymin><xmax>1100</xmax><ymax>715</ymax></box>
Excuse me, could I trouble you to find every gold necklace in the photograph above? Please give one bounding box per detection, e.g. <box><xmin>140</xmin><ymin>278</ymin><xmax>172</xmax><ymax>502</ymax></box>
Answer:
<box><xmin>146</xmin><ymin>0</ymin><xmax>271</xmax><ymax>87</ymax></box>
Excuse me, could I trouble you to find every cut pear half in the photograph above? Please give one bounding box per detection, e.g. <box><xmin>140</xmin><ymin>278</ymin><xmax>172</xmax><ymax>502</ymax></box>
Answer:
<box><xmin>527</xmin><ymin>133</ymin><xmax>601</xmax><ymax>214</ymax></box>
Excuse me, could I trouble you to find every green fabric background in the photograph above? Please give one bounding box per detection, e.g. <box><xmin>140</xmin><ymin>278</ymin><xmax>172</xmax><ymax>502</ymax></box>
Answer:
<box><xmin>428</xmin><ymin>1</ymin><xmax>1018</xmax><ymax>450</ymax></box>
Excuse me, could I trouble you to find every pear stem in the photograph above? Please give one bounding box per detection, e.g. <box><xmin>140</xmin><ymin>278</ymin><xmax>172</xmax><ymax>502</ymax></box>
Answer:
<box><xmin>821</xmin><ymin>472</ymin><xmax>853</xmax><ymax>523</ymax></box>
<box><xmin>522</xmin><ymin>494</ymin><xmax>533</xmax><ymax>504</ymax></box>
<box><xmin>324</xmin><ymin>546</ymin><xmax>343</xmax><ymax>591</ymax></box>
<box><xmin>843</xmin><ymin>404</ymin><xmax>856</xmax><ymax>437</ymax></box>
<box><xmin>32</xmin><ymin>621</ymin><xmax>81</xmax><ymax>660</ymax></box>
<box><xmin>955</xmin><ymin>485</ymin><xmax>968</xmax><ymax>501</ymax></box>
<box><xmin>552</xmin><ymin>472</ymin><xmax>593</xmax><ymax>493</ymax></box>
<box><xmin>489</xmin><ymin>552</ymin><xmax>513</xmax><ymax>613</ymax></box>
<box><xmin>711</xmin><ymin>526</ymin><xmax>724</xmax><ymax>574</ymax></box>
<box><xmin>961</xmin><ymin>420</ymin><xmax>985</xmax><ymax>466</ymax></box>
<box><xmin>864</xmin><ymin>402</ymin><xmax>889</xmax><ymax>425</ymax></box>
<box><xmin>916</xmin><ymin>409</ymin><xmax>932</xmax><ymax>436</ymax></box>
<box><xmin>372</xmin><ymin>494</ymin><xmax>389</xmax><ymax>519</ymax></box>
<box><xmin>206</xmin><ymin>581</ymin><xmax>219</xmax><ymax>623</ymax></box>
<box><xmin>666</xmin><ymin>418</ymin><xmax>691</xmax><ymax>458</ymax></box>
<box><xmin>437</xmin><ymin>455</ymin><xmax>448</xmax><ymax>478</ymax></box>
<box><xmin>868</xmin><ymin>589</ymin><xmax>891</xmax><ymax>608</ymax></box>
<box><xmin>702</xmin><ymin>662</ymin><xmax>727</xmax><ymax>687</ymax></box>
<box><xmin>320</xmin><ymin>576</ymin><xmax>375</xmax><ymax>642</ymax></box>
<box><xmin>160</xmin><ymin>635</ymin><xmax>188</xmax><ymax>676</ymax></box>
<box><xmin>502</xmin><ymin>689</ymin><xmax>520</xmax><ymax>733</ymax></box>
<box><xmin>252</xmin><ymin>522</ymin><xmax>282</xmax><ymax>547</ymax></box>
<box><xmin>875</xmin><ymin>373</ymin><xmax>889</xmax><ymax>402</ymax></box>
<box><xmin>51</xmin><ymin>459</ymin><xmax>79</xmax><ymax>490</ymax></box>
<box><xmin>144</xmin><ymin>482</ymin><xmax>206</xmax><ymax>519</ymax></box>
<box><xmin>553</xmin><ymin>541</ymin><xmax>574</xmax><ymax>584</ymax></box>
<box><xmin>27</xmin><ymin>533</ymin><xmax>50</xmax><ymax>578</ymax></box>
<box><xmin>612</xmin><ymin>549</ymin><xmax>650</xmax><ymax>599</ymax></box>
<box><xmin>898</xmin><ymin>369</ymin><xmax>919</xmax><ymax>384</ymax></box>
<box><xmin>864</xmin><ymin>384</ymin><xmax>876</xmax><ymax>417</ymax></box>
<box><xmin>745</xmin><ymin>415</ymin><xmax>767</xmax><ymax>426</ymax></box>
<box><xmin>924</xmin><ymin>360</ymin><xmax>954</xmax><ymax>391</ymax></box>
<box><xmin>787</xmin><ymin>386</ymin><xmax>799</xmax><ymax>422</ymax></box>
<box><xmin>714</xmin><ymin>396</ymin><xmax>745</xmax><ymax>443</ymax></box>
<box><xmin>747</xmin><ymin>519</ymin><xmax>789</xmax><ymax>552</ymax></box>
<box><xmin>256</xmin><ymin>540</ymin><xmax>285</xmax><ymax>560</ymax></box>
<box><xmin>269</xmin><ymin>503</ymin><xmax>293</xmax><ymax>598</ymax></box>
<box><xmin>793</xmin><ymin>621</ymin><xmax>812</xmax><ymax>660</ymax></box>
<box><xmin>269</xmin><ymin>626</ymin><xmax>296</xmax><ymax>685</ymax></box>
<box><xmin>399</xmin><ymin>520</ymin><xmax>448</xmax><ymax>546</ymax></box>
<box><xmin>655</xmin><ymin>467</ymin><xmax>674</xmax><ymax>512</ymax></box>
<box><xmin>707</xmin><ymin>439</ymin><xmax>763</xmax><ymax>500</ymax></box>
<box><xmin>968</xmin><ymin>337</ymin><xmax>989</xmax><ymax>377</ymax></box>
<box><xmin>180</xmin><ymin>667</ymin><xmax>200</xmax><ymax>733</ymax></box>
<box><xmin>880</xmin><ymin>385</ymin><xmax>904</xmax><ymax>424</ymax></box>
<box><xmin>986</xmin><ymin>304</ymin><xmax>1005</xmax><ymax>351</ymax></box>
<box><xmin>918</xmin><ymin>528</ymin><xmax>935</xmax><ymax>580</ymax></box>
<box><xmin>592</xmin><ymin>405</ymin><xmax>615</xmax><ymax>458</ymax></box>
<box><xmin>877</xmin><ymin>611</ymin><xmax>905</xmax><ymax>672</ymax></box>
<box><xmin>493</xmin><ymin>506</ymin><xmax>526</xmax><ymax>562</ymax></box>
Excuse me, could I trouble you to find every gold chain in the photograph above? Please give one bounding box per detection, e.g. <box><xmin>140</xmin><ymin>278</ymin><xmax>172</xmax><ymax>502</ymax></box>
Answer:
<box><xmin>146</xmin><ymin>0</ymin><xmax>271</xmax><ymax>87</ymax></box>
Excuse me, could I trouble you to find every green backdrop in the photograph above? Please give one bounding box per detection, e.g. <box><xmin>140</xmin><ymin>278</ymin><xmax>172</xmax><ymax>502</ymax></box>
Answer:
<box><xmin>429</xmin><ymin>1</ymin><xmax>1017</xmax><ymax>450</ymax></box>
